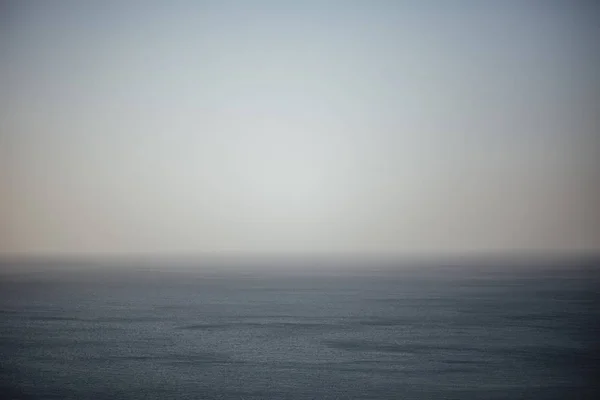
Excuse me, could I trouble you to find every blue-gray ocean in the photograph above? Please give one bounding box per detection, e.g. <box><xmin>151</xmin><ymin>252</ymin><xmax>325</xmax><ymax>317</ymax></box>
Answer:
<box><xmin>1</xmin><ymin>259</ymin><xmax>599</xmax><ymax>399</ymax></box>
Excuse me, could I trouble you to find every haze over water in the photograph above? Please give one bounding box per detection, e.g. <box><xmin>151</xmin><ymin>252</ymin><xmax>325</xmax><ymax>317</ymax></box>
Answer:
<box><xmin>1</xmin><ymin>1</ymin><xmax>599</xmax><ymax>256</ymax></box>
<box><xmin>1</xmin><ymin>1</ymin><xmax>599</xmax><ymax>398</ymax></box>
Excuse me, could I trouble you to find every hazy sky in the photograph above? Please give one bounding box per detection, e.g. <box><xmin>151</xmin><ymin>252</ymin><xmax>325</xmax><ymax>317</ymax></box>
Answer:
<box><xmin>1</xmin><ymin>1</ymin><xmax>599</xmax><ymax>256</ymax></box>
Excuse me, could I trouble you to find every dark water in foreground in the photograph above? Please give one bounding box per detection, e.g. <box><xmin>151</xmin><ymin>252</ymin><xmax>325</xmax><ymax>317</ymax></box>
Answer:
<box><xmin>1</xmin><ymin>261</ymin><xmax>599</xmax><ymax>399</ymax></box>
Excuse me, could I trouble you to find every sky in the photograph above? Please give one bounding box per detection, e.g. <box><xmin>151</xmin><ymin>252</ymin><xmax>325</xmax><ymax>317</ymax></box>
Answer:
<box><xmin>1</xmin><ymin>1</ymin><xmax>599</xmax><ymax>257</ymax></box>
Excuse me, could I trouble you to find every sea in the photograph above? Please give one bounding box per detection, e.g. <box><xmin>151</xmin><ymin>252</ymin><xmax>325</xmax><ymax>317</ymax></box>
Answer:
<box><xmin>1</xmin><ymin>258</ymin><xmax>599</xmax><ymax>399</ymax></box>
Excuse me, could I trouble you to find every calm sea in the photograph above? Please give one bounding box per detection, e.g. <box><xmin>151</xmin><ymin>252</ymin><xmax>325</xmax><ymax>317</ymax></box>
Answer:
<box><xmin>1</xmin><ymin>260</ymin><xmax>599</xmax><ymax>399</ymax></box>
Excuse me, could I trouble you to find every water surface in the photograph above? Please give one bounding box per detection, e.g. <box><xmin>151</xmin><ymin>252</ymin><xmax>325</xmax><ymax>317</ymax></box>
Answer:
<box><xmin>1</xmin><ymin>261</ymin><xmax>598</xmax><ymax>399</ymax></box>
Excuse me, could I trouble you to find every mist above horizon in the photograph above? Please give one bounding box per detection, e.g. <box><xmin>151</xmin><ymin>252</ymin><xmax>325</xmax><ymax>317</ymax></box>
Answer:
<box><xmin>1</xmin><ymin>1</ymin><xmax>599</xmax><ymax>257</ymax></box>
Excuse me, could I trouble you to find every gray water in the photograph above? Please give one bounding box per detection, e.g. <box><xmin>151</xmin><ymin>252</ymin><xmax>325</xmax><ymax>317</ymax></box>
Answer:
<box><xmin>1</xmin><ymin>261</ymin><xmax>599</xmax><ymax>399</ymax></box>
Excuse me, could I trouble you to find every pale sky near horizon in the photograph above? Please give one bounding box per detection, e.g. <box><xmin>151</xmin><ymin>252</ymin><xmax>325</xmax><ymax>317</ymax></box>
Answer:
<box><xmin>1</xmin><ymin>1</ymin><xmax>599</xmax><ymax>256</ymax></box>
